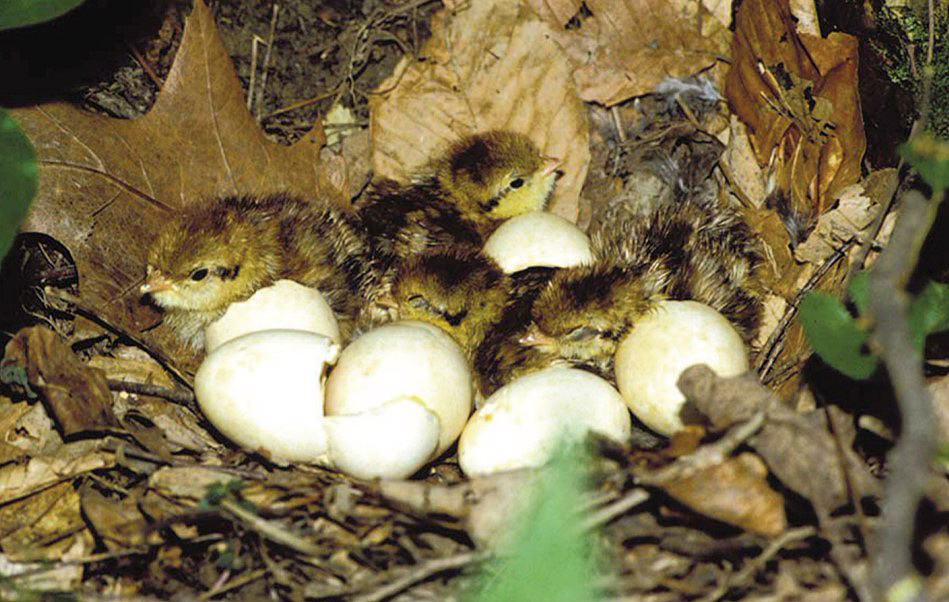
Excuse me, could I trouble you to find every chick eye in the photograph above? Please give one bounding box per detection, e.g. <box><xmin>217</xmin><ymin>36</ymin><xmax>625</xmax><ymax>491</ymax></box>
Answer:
<box><xmin>509</xmin><ymin>177</ymin><xmax>525</xmax><ymax>189</ymax></box>
<box><xmin>407</xmin><ymin>294</ymin><xmax>430</xmax><ymax>310</ymax></box>
<box><xmin>563</xmin><ymin>326</ymin><xmax>600</xmax><ymax>342</ymax></box>
<box><xmin>189</xmin><ymin>268</ymin><xmax>209</xmax><ymax>282</ymax></box>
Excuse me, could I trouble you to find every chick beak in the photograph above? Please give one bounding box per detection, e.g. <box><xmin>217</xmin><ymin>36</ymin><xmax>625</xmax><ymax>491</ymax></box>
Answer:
<box><xmin>373</xmin><ymin>291</ymin><xmax>401</xmax><ymax>319</ymax></box>
<box><xmin>540</xmin><ymin>156</ymin><xmax>564</xmax><ymax>180</ymax></box>
<box><xmin>519</xmin><ymin>323</ymin><xmax>559</xmax><ymax>352</ymax></box>
<box><xmin>140</xmin><ymin>270</ymin><xmax>173</xmax><ymax>295</ymax></box>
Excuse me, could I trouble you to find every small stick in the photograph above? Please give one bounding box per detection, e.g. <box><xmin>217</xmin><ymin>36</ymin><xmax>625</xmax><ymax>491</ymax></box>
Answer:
<box><xmin>107</xmin><ymin>379</ymin><xmax>194</xmax><ymax>404</ymax></box>
<box><xmin>254</xmin><ymin>4</ymin><xmax>280</xmax><ymax>121</ymax></box>
<box><xmin>247</xmin><ymin>35</ymin><xmax>265</xmax><ymax>112</ymax></box>
<box><xmin>350</xmin><ymin>550</ymin><xmax>490</xmax><ymax>602</ymax></box>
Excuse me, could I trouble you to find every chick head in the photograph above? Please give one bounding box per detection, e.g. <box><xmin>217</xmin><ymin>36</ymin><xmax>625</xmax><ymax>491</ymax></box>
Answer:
<box><xmin>434</xmin><ymin>131</ymin><xmax>560</xmax><ymax>221</ymax></box>
<box><xmin>141</xmin><ymin>200</ymin><xmax>280</xmax><ymax>313</ymax></box>
<box><xmin>391</xmin><ymin>247</ymin><xmax>509</xmax><ymax>353</ymax></box>
<box><xmin>526</xmin><ymin>264</ymin><xmax>657</xmax><ymax>372</ymax></box>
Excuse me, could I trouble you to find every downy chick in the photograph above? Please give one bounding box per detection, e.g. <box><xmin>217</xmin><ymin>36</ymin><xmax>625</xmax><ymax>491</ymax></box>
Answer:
<box><xmin>141</xmin><ymin>194</ymin><xmax>374</xmax><ymax>349</ymax></box>
<box><xmin>475</xmin><ymin>194</ymin><xmax>763</xmax><ymax>394</ymax></box>
<box><xmin>588</xmin><ymin>191</ymin><xmax>762</xmax><ymax>341</ymax></box>
<box><xmin>384</xmin><ymin>246</ymin><xmax>510</xmax><ymax>356</ymax></box>
<box><xmin>357</xmin><ymin>131</ymin><xmax>560</xmax><ymax>296</ymax></box>
<box><xmin>474</xmin><ymin>263</ymin><xmax>664</xmax><ymax>394</ymax></box>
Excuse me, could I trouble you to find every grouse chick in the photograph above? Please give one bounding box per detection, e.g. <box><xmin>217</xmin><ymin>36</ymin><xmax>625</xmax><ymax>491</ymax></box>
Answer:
<box><xmin>141</xmin><ymin>194</ymin><xmax>374</xmax><ymax>349</ymax></box>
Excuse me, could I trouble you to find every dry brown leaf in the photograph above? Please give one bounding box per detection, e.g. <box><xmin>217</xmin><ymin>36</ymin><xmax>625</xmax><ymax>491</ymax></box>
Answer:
<box><xmin>2</xmin><ymin>327</ymin><xmax>118</xmax><ymax>435</ymax></box>
<box><xmin>379</xmin><ymin>469</ymin><xmax>541</xmax><ymax>546</ymax></box>
<box><xmin>80</xmin><ymin>484</ymin><xmax>157</xmax><ymax>550</ymax></box>
<box><xmin>725</xmin><ymin>0</ymin><xmax>865</xmax><ymax>235</ymax></box>
<box><xmin>0</xmin><ymin>441</ymin><xmax>115</xmax><ymax>505</ymax></box>
<box><xmin>0</xmin><ymin>535</ymin><xmax>88</xmax><ymax>591</ymax></box>
<box><xmin>369</xmin><ymin>0</ymin><xmax>588</xmax><ymax>221</ymax></box>
<box><xmin>526</xmin><ymin>0</ymin><xmax>732</xmax><ymax>106</ymax></box>
<box><xmin>678</xmin><ymin>365</ymin><xmax>880</xmax><ymax>515</ymax></box>
<box><xmin>0</xmin><ymin>482</ymin><xmax>85</xmax><ymax>560</ymax></box>
<box><xmin>10</xmin><ymin>0</ymin><xmax>335</xmax><ymax>362</ymax></box>
<box><xmin>661</xmin><ymin>452</ymin><xmax>787</xmax><ymax>536</ymax></box>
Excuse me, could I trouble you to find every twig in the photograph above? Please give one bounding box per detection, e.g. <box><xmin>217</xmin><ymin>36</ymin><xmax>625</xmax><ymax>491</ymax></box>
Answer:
<box><xmin>107</xmin><ymin>379</ymin><xmax>194</xmax><ymax>404</ymax></box>
<box><xmin>869</xmin><ymin>189</ymin><xmax>941</xmax><ymax>602</ymax></box>
<box><xmin>756</xmin><ymin>240</ymin><xmax>852</xmax><ymax>380</ymax></box>
<box><xmin>247</xmin><ymin>35</ymin><xmax>265</xmax><ymax>112</ymax></box>
<box><xmin>350</xmin><ymin>550</ymin><xmax>490</xmax><ymax>602</ymax></box>
<box><xmin>43</xmin><ymin>287</ymin><xmax>193</xmax><ymax>387</ymax></box>
<box><xmin>582</xmin><ymin>488</ymin><xmax>650</xmax><ymax>531</ymax></box>
<box><xmin>127</xmin><ymin>43</ymin><xmax>163</xmax><ymax>88</ymax></box>
<box><xmin>219</xmin><ymin>498</ymin><xmax>323</xmax><ymax>557</ymax></box>
<box><xmin>254</xmin><ymin>3</ymin><xmax>280</xmax><ymax>121</ymax></box>
<box><xmin>696</xmin><ymin>526</ymin><xmax>817</xmax><ymax>602</ymax></box>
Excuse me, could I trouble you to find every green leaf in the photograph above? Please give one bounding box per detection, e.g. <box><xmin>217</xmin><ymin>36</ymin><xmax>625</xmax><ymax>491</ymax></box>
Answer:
<box><xmin>847</xmin><ymin>270</ymin><xmax>870</xmax><ymax>316</ymax></box>
<box><xmin>908</xmin><ymin>280</ymin><xmax>949</xmax><ymax>348</ymax></box>
<box><xmin>899</xmin><ymin>132</ymin><xmax>949</xmax><ymax>191</ymax></box>
<box><xmin>799</xmin><ymin>291</ymin><xmax>878</xmax><ymax>379</ymax></box>
<box><xmin>0</xmin><ymin>0</ymin><xmax>85</xmax><ymax>31</ymax></box>
<box><xmin>463</xmin><ymin>446</ymin><xmax>598</xmax><ymax>602</ymax></box>
<box><xmin>0</xmin><ymin>109</ymin><xmax>37</xmax><ymax>260</ymax></box>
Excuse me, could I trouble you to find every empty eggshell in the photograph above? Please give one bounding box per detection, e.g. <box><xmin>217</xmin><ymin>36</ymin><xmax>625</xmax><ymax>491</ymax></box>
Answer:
<box><xmin>458</xmin><ymin>367</ymin><xmax>631</xmax><ymax>477</ymax></box>
<box><xmin>194</xmin><ymin>329</ymin><xmax>339</xmax><ymax>464</ymax></box>
<box><xmin>483</xmin><ymin>211</ymin><xmax>593</xmax><ymax>273</ymax></box>
<box><xmin>205</xmin><ymin>279</ymin><xmax>340</xmax><ymax>352</ymax></box>
<box><xmin>324</xmin><ymin>397</ymin><xmax>441</xmax><ymax>479</ymax></box>
<box><xmin>614</xmin><ymin>300</ymin><xmax>749</xmax><ymax>436</ymax></box>
<box><xmin>324</xmin><ymin>320</ymin><xmax>473</xmax><ymax>456</ymax></box>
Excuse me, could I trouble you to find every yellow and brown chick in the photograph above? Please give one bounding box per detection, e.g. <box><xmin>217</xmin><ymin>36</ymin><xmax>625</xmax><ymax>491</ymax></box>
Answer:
<box><xmin>376</xmin><ymin>246</ymin><xmax>510</xmax><ymax>357</ymax></box>
<box><xmin>357</xmin><ymin>131</ymin><xmax>560</xmax><ymax>291</ymax></box>
<box><xmin>588</xmin><ymin>191</ymin><xmax>762</xmax><ymax>341</ymax></box>
<box><xmin>474</xmin><ymin>194</ymin><xmax>763</xmax><ymax>395</ymax></box>
<box><xmin>141</xmin><ymin>193</ymin><xmax>375</xmax><ymax>349</ymax></box>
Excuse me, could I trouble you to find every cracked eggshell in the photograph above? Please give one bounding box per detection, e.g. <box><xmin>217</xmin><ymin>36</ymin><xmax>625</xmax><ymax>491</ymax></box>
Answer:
<box><xmin>324</xmin><ymin>397</ymin><xmax>441</xmax><ymax>479</ymax></box>
<box><xmin>614</xmin><ymin>300</ymin><xmax>749</xmax><ymax>436</ymax></box>
<box><xmin>194</xmin><ymin>329</ymin><xmax>339</xmax><ymax>464</ymax></box>
<box><xmin>483</xmin><ymin>211</ymin><xmax>593</xmax><ymax>273</ymax></box>
<box><xmin>205</xmin><ymin>279</ymin><xmax>340</xmax><ymax>353</ymax></box>
<box><xmin>458</xmin><ymin>368</ymin><xmax>631</xmax><ymax>477</ymax></box>
<box><xmin>324</xmin><ymin>320</ymin><xmax>473</xmax><ymax>457</ymax></box>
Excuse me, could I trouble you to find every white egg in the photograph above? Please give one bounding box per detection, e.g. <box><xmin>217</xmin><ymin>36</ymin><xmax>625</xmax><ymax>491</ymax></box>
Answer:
<box><xmin>458</xmin><ymin>368</ymin><xmax>631</xmax><ymax>477</ymax></box>
<box><xmin>483</xmin><ymin>211</ymin><xmax>593</xmax><ymax>273</ymax></box>
<box><xmin>324</xmin><ymin>397</ymin><xmax>441</xmax><ymax>480</ymax></box>
<box><xmin>324</xmin><ymin>320</ymin><xmax>473</xmax><ymax>459</ymax></box>
<box><xmin>614</xmin><ymin>300</ymin><xmax>749</xmax><ymax>436</ymax></box>
<box><xmin>194</xmin><ymin>330</ymin><xmax>339</xmax><ymax>464</ymax></box>
<box><xmin>205</xmin><ymin>279</ymin><xmax>340</xmax><ymax>353</ymax></box>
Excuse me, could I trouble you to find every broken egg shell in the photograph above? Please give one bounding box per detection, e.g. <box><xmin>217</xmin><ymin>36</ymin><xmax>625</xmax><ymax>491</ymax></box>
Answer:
<box><xmin>324</xmin><ymin>320</ymin><xmax>473</xmax><ymax>456</ymax></box>
<box><xmin>458</xmin><ymin>367</ymin><xmax>631</xmax><ymax>477</ymax></box>
<box><xmin>194</xmin><ymin>329</ymin><xmax>339</xmax><ymax>464</ymax></box>
<box><xmin>324</xmin><ymin>397</ymin><xmax>441</xmax><ymax>479</ymax></box>
<box><xmin>614</xmin><ymin>300</ymin><xmax>749</xmax><ymax>436</ymax></box>
<box><xmin>483</xmin><ymin>211</ymin><xmax>594</xmax><ymax>273</ymax></box>
<box><xmin>205</xmin><ymin>279</ymin><xmax>340</xmax><ymax>353</ymax></box>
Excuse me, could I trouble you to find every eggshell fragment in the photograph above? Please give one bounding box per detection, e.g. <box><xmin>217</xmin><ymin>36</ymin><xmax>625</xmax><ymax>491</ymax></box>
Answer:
<box><xmin>458</xmin><ymin>368</ymin><xmax>631</xmax><ymax>477</ymax></box>
<box><xmin>483</xmin><ymin>211</ymin><xmax>593</xmax><ymax>273</ymax></box>
<box><xmin>205</xmin><ymin>279</ymin><xmax>340</xmax><ymax>352</ymax></box>
<box><xmin>324</xmin><ymin>320</ymin><xmax>473</xmax><ymax>456</ymax></box>
<box><xmin>324</xmin><ymin>397</ymin><xmax>440</xmax><ymax>479</ymax></box>
<box><xmin>614</xmin><ymin>300</ymin><xmax>749</xmax><ymax>436</ymax></box>
<box><xmin>194</xmin><ymin>330</ymin><xmax>339</xmax><ymax>463</ymax></box>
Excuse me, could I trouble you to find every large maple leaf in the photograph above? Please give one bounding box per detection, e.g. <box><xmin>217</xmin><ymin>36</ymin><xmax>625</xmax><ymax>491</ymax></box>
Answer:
<box><xmin>10</xmin><ymin>0</ymin><xmax>335</xmax><ymax>366</ymax></box>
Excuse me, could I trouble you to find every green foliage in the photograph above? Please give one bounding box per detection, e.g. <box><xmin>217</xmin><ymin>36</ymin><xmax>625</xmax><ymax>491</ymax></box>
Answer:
<box><xmin>800</xmin><ymin>272</ymin><xmax>949</xmax><ymax>380</ymax></box>
<box><xmin>0</xmin><ymin>0</ymin><xmax>86</xmax><ymax>31</ymax></box>
<box><xmin>197</xmin><ymin>479</ymin><xmax>252</xmax><ymax>511</ymax></box>
<box><xmin>0</xmin><ymin>109</ymin><xmax>37</xmax><ymax>261</ymax></box>
<box><xmin>799</xmin><ymin>290</ymin><xmax>878</xmax><ymax>380</ymax></box>
<box><xmin>900</xmin><ymin>133</ymin><xmax>949</xmax><ymax>191</ymax></box>
<box><xmin>462</xmin><ymin>446</ymin><xmax>598</xmax><ymax>602</ymax></box>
